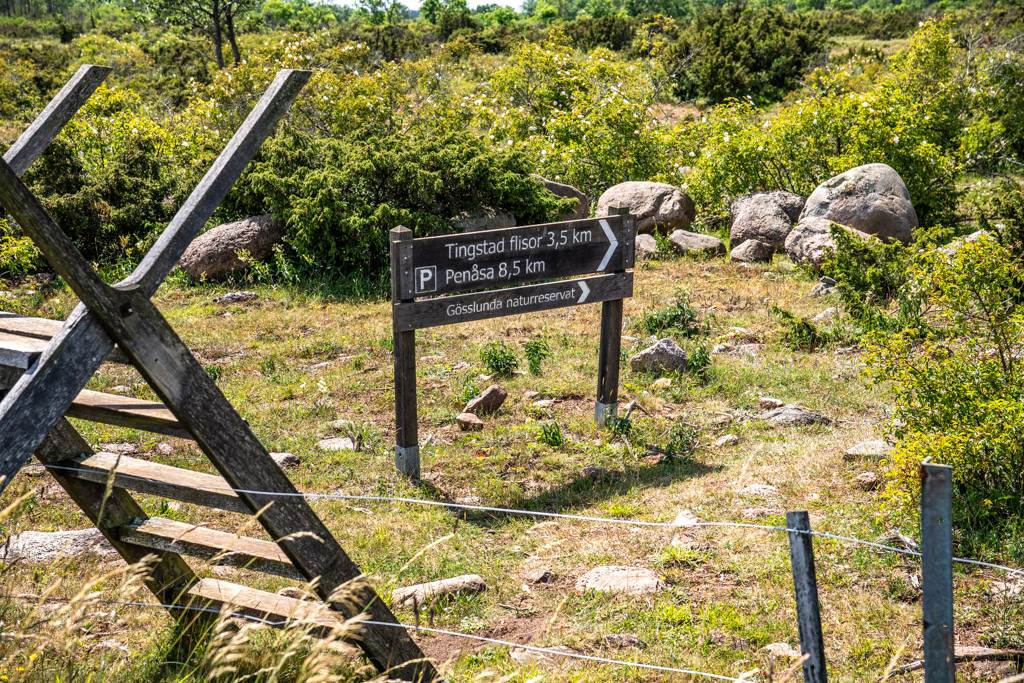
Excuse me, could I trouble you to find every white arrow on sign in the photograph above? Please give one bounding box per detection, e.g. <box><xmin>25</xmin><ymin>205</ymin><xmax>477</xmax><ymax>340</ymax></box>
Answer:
<box><xmin>578</xmin><ymin>280</ymin><xmax>590</xmax><ymax>303</ymax></box>
<box><xmin>597</xmin><ymin>219</ymin><xmax>618</xmax><ymax>271</ymax></box>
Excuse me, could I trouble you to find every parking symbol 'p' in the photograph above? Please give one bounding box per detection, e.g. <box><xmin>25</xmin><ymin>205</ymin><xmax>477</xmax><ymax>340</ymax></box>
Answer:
<box><xmin>415</xmin><ymin>266</ymin><xmax>437</xmax><ymax>294</ymax></box>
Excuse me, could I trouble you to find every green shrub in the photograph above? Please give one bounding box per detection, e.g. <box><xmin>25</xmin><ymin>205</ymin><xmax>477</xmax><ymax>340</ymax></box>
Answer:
<box><xmin>537</xmin><ymin>421</ymin><xmax>566</xmax><ymax>448</ymax></box>
<box><xmin>686</xmin><ymin>342</ymin><xmax>711</xmax><ymax>379</ymax></box>
<box><xmin>770</xmin><ymin>305</ymin><xmax>826</xmax><ymax>351</ymax></box>
<box><xmin>480</xmin><ymin>341</ymin><xmax>519</xmax><ymax>376</ymax></box>
<box><xmin>523</xmin><ymin>336</ymin><xmax>551</xmax><ymax>375</ymax></box>
<box><xmin>0</xmin><ymin>219</ymin><xmax>41</xmax><ymax>279</ymax></box>
<box><xmin>665</xmin><ymin>421</ymin><xmax>698</xmax><ymax>459</ymax></box>
<box><xmin>635</xmin><ymin>294</ymin><xmax>704</xmax><ymax>337</ymax></box>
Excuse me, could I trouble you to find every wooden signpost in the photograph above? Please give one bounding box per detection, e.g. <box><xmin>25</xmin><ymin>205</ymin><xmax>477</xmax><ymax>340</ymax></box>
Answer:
<box><xmin>390</xmin><ymin>205</ymin><xmax>636</xmax><ymax>478</ymax></box>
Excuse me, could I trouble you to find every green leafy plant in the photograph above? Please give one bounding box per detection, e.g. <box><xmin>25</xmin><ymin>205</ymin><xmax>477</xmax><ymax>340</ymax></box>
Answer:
<box><xmin>605</xmin><ymin>414</ymin><xmax>632</xmax><ymax>439</ymax></box>
<box><xmin>770</xmin><ymin>305</ymin><xmax>826</xmax><ymax>351</ymax></box>
<box><xmin>664</xmin><ymin>421</ymin><xmax>698</xmax><ymax>459</ymax></box>
<box><xmin>537</xmin><ymin>420</ymin><xmax>566</xmax><ymax>448</ymax></box>
<box><xmin>687</xmin><ymin>343</ymin><xmax>711</xmax><ymax>380</ymax></box>
<box><xmin>635</xmin><ymin>294</ymin><xmax>705</xmax><ymax>337</ymax></box>
<box><xmin>523</xmin><ymin>337</ymin><xmax>551</xmax><ymax>375</ymax></box>
<box><xmin>479</xmin><ymin>341</ymin><xmax>519</xmax><ymax>376</ymax></box>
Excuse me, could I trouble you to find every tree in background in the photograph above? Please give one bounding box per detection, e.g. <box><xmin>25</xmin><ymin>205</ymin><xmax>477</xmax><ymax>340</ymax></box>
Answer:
<box><xmin>137</xmin><ymin>0</ymin><xmax>254</xmax><ymax>67</ymax></box>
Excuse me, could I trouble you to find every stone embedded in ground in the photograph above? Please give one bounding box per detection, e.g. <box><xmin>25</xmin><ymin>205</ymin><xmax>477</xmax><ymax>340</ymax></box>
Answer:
<box><xmin>844</xmin><ymin>440</ymin><xmax>893</xmax><ymax>460</ymax></box>
<box><xmin>758</xmin><ymin>404</ymin><xmax>833</xmax><ymax>427</ymax></box>
<box><xmin>987</xmin><ymin>580</ymin><xmax>1024</xmax><ymax>598</ymax></box>
<box><xmin>672</xmin><ymin>509</ymin><xmax>702</xmax><ymax>527</ymax></box>
<box><xmin>1</xmin><ymin>528</ymin><xmax>120</xmax><ymax>563</ymax></box>
<box><xmin>711</xmin><ymin>342</ymin><xmax>762</xmax><ymax>357</ymax></box>
<box><xmin>277</xmin><ymin>586</ymin><xmax>317</xmax><ymax>601</ymax></box>
<box><xmin>581</xmin><ymin>466</ymin><xmax>616</xmax><ymax>481</ymax></box>
<box><xmin>464</xmin><ymin>384</ymin><xmax>508</xmax><ymax>416</ymax></box>
<box><xmin>669</xmin><ymin>229</ymin><xmax>727</xmax><ymax>257</ymax></box>
<box><xmin>629</xmin><ymin>338</ymin><xmax>688</xmax><ymax>375</ymax></box>
<box><xmin>213</xmin><ymin>291</ymin><xmax>258</xmax><ymax>304</ymax></box>
<box><xmin>597</xmin><ymin>181</ymin><xmax>696</xmax><ymax>235</ymax></box>
<box><xmin>741</xmin><ymin>507</ymin><xmax>784</xmax><ymax>518</ymax></box>
<box><xmin>758</xmin><ymin>397</ymin><xmax>784</xmax><ymax>410</ymax></box>
<box><xmin>762</xmin><ymin>642</ymin><xmax>802</xmax><ymax>658</ymax></box>
<box><xmin>811</xmin><ymin>307</ymin><xmax>838</xmax><ymax>324</ymax></box>
<box><xmin>634</xmin><ymin>233</ymin><xmax>658</xmax><ymax>261</ymax></box>
<box><xmin>854</xmin><ymin>471</ymin><xmax>880</xmax><ymax>490</ymax></box>
<box><xmin>317</xmin><ymin>437</ymin><xmax>356</xmax><ymax>452</ymax></box>
<box><xmin>509</xmin><ymin>645</ymin><xmax>578</xmax><ymax>668</ymax></box>
<box><xmin>730</xmin><ymin>239</ymin><xmax>774</xmax><ymax>263</ymax></box>
<box><xmin>811</xmin><ymin>281</ymin><xmax>836</xmax><ymax>297</ymax></box>
<box><xmin>523</xmin><ymin>390</ymin><xmax>540</xmax><ymax>399</ymax></box>
<box><xmin>101</xmin><ymin>442</ymin><xmax>139</xmax><ymax>455</ymax></box>
<box><xmin>109</xmin><ymin>385</ymin><xmax>132</xmax><ymax>395</ymax></box>
<box><xmin>575</xmin><ymin>566</ymin><xmax>668</xmax><ymax>595</ymax></box>
<box><xmin>155</xmin><ymin>442</ymin><xmax>175</xmax><ymax>456</ymax></box>
<box><xmin>271</xmin><ymin>452</ymin><xmax>300</xmax><ymax>468</ymax></box>
<box><xmin>179</xmin><ymin>214</ymin><xmax>284</xmax><ymax>280</ymax></box>
<box><xmin>457</xmin><ymin>412</ymin><xmax>484</xmax><ymax>431</ymax></box>
<box><xmin>740</xmin><ymin>483</ymin><xmax>780</xmax><ymax>499</ymax></box>
<box><xmin>714</xmin><ymin>434</ymin><xmax>739</xmax><ymax>448</ymax></box>
<box><xmin>532</xmin><ymin>399</ymin><xmax>555</xmax><ymax>408</ymax></box>
<box><xmin>523</xmin><ymin>569</ymin><xmax>554</xmax><ymax>584</ymax></box>
<box><xmin>651</xmin><ymin>377</ymin><xmax>672</xmax><ymax>389</ymax></box>
<box><xmin>392</xmin><ymin>574</ymin><xmax>487</xmax><ymax>607</ymax></box>
<box><xmin>603</xmin><ymin>633</ymin><xmax>648</xmax><ymax>649</ymax></box>
<box><xmin>800</xmin><ymin>163</ymin><xmax>917</xmax><ymax>244</ymax></box>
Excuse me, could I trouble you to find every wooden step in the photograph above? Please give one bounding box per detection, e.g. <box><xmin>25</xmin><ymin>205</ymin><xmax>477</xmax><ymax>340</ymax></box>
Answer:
<box><xmin>60</xmin><ymin>452</ymin><xmax>249</xmax><ymax>513</ymax></box>
<box><xmin>184</xmin><ymin>578</ymin><xmax>348</xmax><ymax>635</ymax></box>
<box><xmin>66</xmin><ymin>389</ymin><xmax>190</xmax><ymax>439</ymax></box>
<box><xmin>120</xmin><ymin>517</ymin><xmax>302</xmax><ymax>580</ymax></box>
<box><xmin>0</xmin><ymin>312</ymin><xmax>129</xmax><ymax>366</ymax></box>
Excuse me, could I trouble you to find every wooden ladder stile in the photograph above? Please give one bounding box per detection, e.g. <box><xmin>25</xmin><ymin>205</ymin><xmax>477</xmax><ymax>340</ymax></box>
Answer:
<box><xmin>0</xmin><ymin>67</ymin><xmax>438</xmax><ymax>682</ymax></box>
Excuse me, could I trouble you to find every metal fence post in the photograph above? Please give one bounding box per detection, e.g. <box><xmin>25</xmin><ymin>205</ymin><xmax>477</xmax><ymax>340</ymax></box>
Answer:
<box><xmin>787</xmin><ymin>510</ymin><xmax>828</xmax><ymax>683</ymax></box>
<box><xmin>921</xmin><ymin>462</ymin><xmax>955</xmax><ymax>683</ymax></box>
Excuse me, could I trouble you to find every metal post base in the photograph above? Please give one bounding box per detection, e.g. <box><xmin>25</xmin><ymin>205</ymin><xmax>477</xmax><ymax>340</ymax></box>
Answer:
<box><xmin>594</xmin><ymin>401</ymin><xmax>618</xmax><ymax>426</ymax></box>
<box><xmin>395</xmin><ymin>444</ymin><xmax>420</xmax><ymax>478</ymax></box>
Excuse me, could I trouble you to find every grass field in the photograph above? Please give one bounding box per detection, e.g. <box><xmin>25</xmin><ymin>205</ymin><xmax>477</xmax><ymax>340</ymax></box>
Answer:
<box><xmin>2</xmin><ymin>249</ymin><xmax>1023</xmax><ymax>682</ymax></box>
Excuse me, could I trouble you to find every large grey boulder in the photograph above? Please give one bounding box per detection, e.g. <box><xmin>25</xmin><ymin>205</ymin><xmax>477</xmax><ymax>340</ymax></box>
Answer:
<box><xmin>800</xmin><ymin>163</ymin><xmax>917</xmax><ymax>244</ymax></box>
<box><xmin>532</xmin><ymin>174</ymin><xmax>589</xmax><ymax>220</ymax></box>
<box><xmin>669</xmin><ymin>230</ymin><xmax>726</xmax><ymax>257</ymax></box>
<box><xmin>597</xmin><ymin>182</ymin><xmax>696</xmax><ymax>235</ymax></box>
<box><xmin>730</xmin><ymin>239</ymin><xmax>773</xmax><ymax>263</ymax></box>
<box><xmin>179</xmin><ymin>214</ymin><xmax>284</xmax><ymax>280</ymax></box>
<box><xmin>784</xmin><ymin>217</ymin><xmax>877</xmax><ymax>271</ymax></box>
<box><xmin>630</xmin><ymin>338</ymin><xmax>688</xmax><ymax>374</ymax></box>
<box><xmin>730</xmin><ymin>192</ymin><xmax>804</xmax><ymax>250</ymax></box>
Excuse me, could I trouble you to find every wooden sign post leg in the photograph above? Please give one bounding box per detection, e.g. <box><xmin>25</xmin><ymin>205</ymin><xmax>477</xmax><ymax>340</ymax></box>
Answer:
<box><xmin>595</xmin><ymin>204</ymin><xmax>630</xmax><ymax>426</ymax></box>
<box><xmin>391</xmin><ymin>227</ymin><xmax>419</xmax><ymax>478</ymax></box>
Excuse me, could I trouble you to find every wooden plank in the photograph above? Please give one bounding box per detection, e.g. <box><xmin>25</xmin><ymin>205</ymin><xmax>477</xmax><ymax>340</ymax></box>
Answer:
<box><xmin>186</xmin><ymin>578</ymin><xmax>344</xmax><ymax>627</ymax></box>
<box><xmin>391</xmin><ymin>227</ymin><xmax>419</xmax><ymax>478</ymax></box>
<box><xmin>124</xmin><ymin>70</ymin><xmax>311</xmax><ymax>298</ymax></box>
<box><xmin>62</xmin><ymin>451</ymin><xmax>249</xmax><ymax>513</ymax></box>
<box><xmin>120</xmin><ymin>517</ymin><xmax>302</xmax><ymax>580</ymax></box>
<box><xmin>404</xmin><ymin>216</ymin><xmax>633</xmax><ymax>298</ymax></box>
<box><xmin>0</xmin><ymin>331</ymin><xmax>46</xmax><ymax>369</ymax></box>
<box><xmin>66</xmin><ymin>389</ymin><xmax>190</xmax><ymax>439</ymax></box>
<box><xmin>395</xmin><ymin>272</ymin><xmax>633</xmax><ymax>332</ymax></box>
<box><xmin>0</xmin><ymin>313</ymin><xmax>129</xmax><ymax>364</ymax></box>
<box><xmin>4</xmin><ymin>64</ymin><xmax>111</xmax><ymax>176</ymax></box>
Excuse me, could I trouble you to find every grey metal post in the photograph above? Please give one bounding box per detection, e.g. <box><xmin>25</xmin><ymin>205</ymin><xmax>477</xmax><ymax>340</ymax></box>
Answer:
<box><xmin>921</xmin><ymin>462</ymin><xmax>955</xmax><ymax>683</ymax></box>
<box><xmin>787</xmin><ymin>510</ymin><xmax>828</xmax><ymax>683</ymax></box>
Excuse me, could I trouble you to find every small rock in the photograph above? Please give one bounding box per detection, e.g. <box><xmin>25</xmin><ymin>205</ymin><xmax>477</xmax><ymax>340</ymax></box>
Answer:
<box><xmin>464</xmin><ymin>384</ymin><xmax>508</xmax><ymax>416</ymax></box>
<box><xmin>758</xmin><ymin>405</ymin><xmax>832</xmax><ymax>427</ymax></box>
<box><xmin>669</xmin><ymin>229</ymin><xmax>726</xmax><ymax>257</ymax></box>
<box><xmin>92</xmin><ymin>639</ymin><xmax>130</xmax><ymax>655</ymax></box>
<box><xmin>811</xmin><ymin>279</ymin><xmax>836</xmax><ymax>297</ymax></box>
<box><xmin>392</xmin><ymin>574</ymin><xmax>487</xmax><ymax>607</ymax></box>
<box><xmin>651</xmin><ymin>377</ymin><xmax>673</xmax><ymax>389</ymax></box>
<box><xmin>271</xmin><ymin>452</ymin><xmax>301</xmax><ymax>469</ymax></box>
<box><xmin>730</xmin><ymin>239</ymin><xmax>773</xmax><ymax>263</ymax></box>
<box><xmin>844</xmin><ymin>440</ymin><xmax>893</xmax><ymax>460</ymax></box>
<box><xmin>811</xmin><ymin>307</ymin><xmax>837</xmax><ymax>324</ymax></box>
<box><xmin>455</xmin><ymin>495</ymin><xmax>482</xmax><ymax>505</ymax></box>
<box><xmin>758</xmin><ymin>397</ymin><xmax>784</xmax><ymax>410</ymax></box>
<box><xmin>523</xmin><ymin>390</ymin><xmax>540</xmax><ymax>399</ymax></box>
<box><xmin>634</xmin><ymin>233</ymin><xmax>658</xmax><ymax>261</ymax></box>
<box><xmin>523</xmin><ymin>569</ymin><xmax>554</xmax><ymax>584</ymax></box>
<box><xmin>1</xmin><ymin>528</ymin><xmax>120</xmax><ymax>563</ymax></box>
<box><xmin>154</xmin><ymin>442</ymin><xmax>175</xmax><ymax>457</ymax></box>
<box><xmin>101</xmin><ymin>442</ymin><xmax>139</xmax><ymax>455</ymax></box>
<box><xmin>854</xmin><ymin>471</ymin><xmax>880</xmax><ymax>490</ymax></box>
<box><xmin>741</xmin><ymin>507</ymin><xmax>785</xmax><ymax>519</ymax></box>
<box><xmin>109</xmin><ymin>385</ymin><xmax>132</xmax><ymax>395</ymax></box>
<box><xmin>22</xmin><ymin>464</ymin><xmax>46</xmax><ymax>476</ymax></box>
<box><xmin>532</xmin><ymin>399</ymin><xmax>555</xmax><ymax>408</ymax></box>
<box><xmin>713</xmin><ymin>434</ymin><xmax>739</xmax><ymax>448</ymax></box>
<box><xmin>581</xmin><ymin>466</ymin><xmax>614</xmax><ymax>481</ymax></box>
<box><xmin>213</xmin><ymin>291</ymin><xmax>258</xmax><ymax>304</ymax></box>
<box><xmin>603</xmin><ymin>633</ymin><xmax>648</xmax><ymax>649</ymax></box>
<box><xmin>457</xmin><ymin>412</ymin><xmax>484</xmax><ymax>431</ymax></box>
<box><xmin>711</xmin><ymin>342</ymin><xmax>762</xmax><ymax>357</ymax></box>
<box><xmin>510</xmin><ymin>644</ymin><xmax>578</xmax><ymax>667</ymax></box>
<box><xmin>629</xmin><ymin>338</ymin><xmax>688</xmax><ymax>375</ymax></box>
<box><xmin>987</xmin><ymin>580</ymin><xmax>1024</xmax><ymax>598</ymax></box>
<box><xmin>672</xmin><ymin>509</ymin><xmax>702</xmax><ymax>527</ymax></box>
<box><xmin>452</xmin><ymin>361</ymin><xmax>470</xmax><ymax>370</ymax></box>
<box><xmin>762</xmin><ymin>642</ymin><xmax>801</xmax><ymax>658</ymax></box>
<box><xmin>317</xmin><ymin>437</ymin><xmax>356</xmax><ymax>452</ymax></box>
<box><xmin>277</xmin><ymin>586</ymin><xmax>317</xmax><ymax>601</ymax></box>
<box><xmin>575</xmin><ymin>566</ymin><xmax>668</xmax><ymax>595</ymax></box>
<box><xmin>740</xmin><ymin>484</ymin><xmax>780</xmax><ymax>499</ymax></box>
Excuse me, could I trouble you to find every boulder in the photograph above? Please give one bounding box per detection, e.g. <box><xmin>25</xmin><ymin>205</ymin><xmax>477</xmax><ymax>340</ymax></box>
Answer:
<box><xmin>784</xmin><ymin>217</ymin><xmax>877</xmax><ymax>271</ymax></box>
<box><xmin>464</xmin><ymin>385</ymin><xmax>508</xmax><ymax>416</ymax></box>
<box><xmin>669</xmin><ymin>230</ymin><xmax>726</xmax><ymax>257</ymax></box>
<box><xmin>758</xmin><ymin>404</ymin><xmax>832</xmax><ymax>427</ymax></box>
<box><xmin>392</xmin><ymin>574</ymin><xmax>487</xmax><ymax>607</ymax></box>
<box><xmin>634</xmin><ymin>233</ymin><xmax>658</xmax><ymax>261</ymax></box>
<box><xmin>457</xmin><ymin>412</ymin><xmax>484</xmax><ymax>431</ymax></box>
<box><xmin>452</xmin><ymin>207</ymin><xmax>516</xmax><ymax>233</ymax></box>
<box><xmin>799</xmin><ymin>163</ymin><xmax>917</xmax><ymax>244</ymax></box>
<box><xmin>1</xmin><ymin>528</ymin><xmax>120</xmax><ymax>563</ymax></box>
<box><xmin>532</xmin><ymin>174</ymin><xmax>589</xmax><ymax>220</ymax></box>
<box><xmin>629</xmin><ymin>338</ymin><xmax>688</xmax><ymax>375</ymax></box>
<box><xmin>730</xmin><ymin>239</ymin><xmax>773</xmax><ymax>263</ymax></box>
<box><xmin>575</xmin><ymin>566</ymin><xmax>668</xmax><ymax>595</ymax></box>
<box><xmin>179</xmin><ymin>214</ymin><xmax>284</xmax><ymax>280</ymax></box>
<box><xmin>730</xmin><ymin>193</ymin><xmax>802</xmax><ymax>250</ymax></box>
<box><xmin>597</xmin><ymin>182</ymin><xmax>696</xmax><ymax>235</ymax></box>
